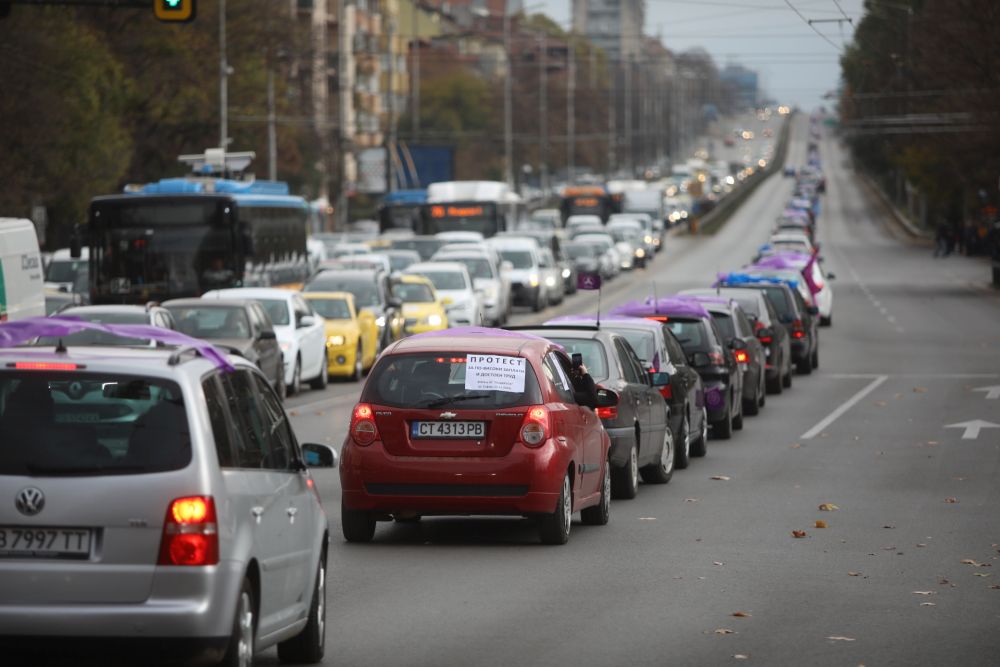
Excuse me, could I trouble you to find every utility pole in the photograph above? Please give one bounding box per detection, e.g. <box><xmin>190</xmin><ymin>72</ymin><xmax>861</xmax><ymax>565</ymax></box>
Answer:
<box><xmin>338</xmin><ymin>0</ymin><xmax>356</xmax><ymax>230</ymax></box>
<box><xmin>608</xmin><ymin>59</ymin><xmax>616</xmax><ymax>175</ymax></box>
<box><xmin>567</xmin><ymin>38</ymin><xmax>575</xmax><ymax>181</ymax></box>
<box><xmin>386</xmin><ymin>13</ymin><xmax>396</xmax><ymax>193</ymax></box>
<box><xmin>539</xmin><ymin>31</ymin><xmax>548</xmax><ymax>194</ymax></box>
<box><xmin>267</xmin><ymin>65</ymin><xmax>276</xmax><ymax>180</ymax></box>
<box><xmin>411</xmin><ymin>0</ymin><xmax>420</xmax><ymax>140</ymax></box>
<box><xmin>219</xmin><ymin>0</ymin><xmax>228</xmax><ymax>150</ymax></box>
<box><xmin>624</xmin><ymin>54</ymin><xmax>633</xmax><ymax>177</ymax></box>
<box><xmin>503</xmin><ymin>0</ymin><xmax>514</xmax><ymax>188</ymax></box>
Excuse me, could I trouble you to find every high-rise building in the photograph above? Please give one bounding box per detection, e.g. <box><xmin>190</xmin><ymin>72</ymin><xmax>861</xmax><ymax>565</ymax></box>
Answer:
<box><xmin>571</xmin><ymin>0</ymin><xmax>644</xmax><ymax>62</ymax></box>
<box><xmin>720</xmin><ymin>64</ymin><xmax>759</xmax><ymax>110</ymax></box>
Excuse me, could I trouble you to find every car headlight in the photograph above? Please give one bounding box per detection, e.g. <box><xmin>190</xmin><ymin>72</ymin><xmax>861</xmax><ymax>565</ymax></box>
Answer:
<box><xmin>529</xmin><ymin>274</ymin><xmax>540</xmax><ymax>287</ymax></box>
<box><xmin>327</xmin><ymin>334</ymin><xmax>345</xmax><ymax>346</ymax></box>
<box><xmin>561</xmin><ymin>268</ymin><xmax>571</xmax><ymax>278</ymax></box>
<box><xmin>644</xmin><ymin>235</ymin><xmax>653</xmax><ymax>244</ymax></box>
<box><xmin>427</xmin><ymin>314</ymin><xmax>443</xmax><ymax>326</ymax></box>
<box><xmin>545</xmin><ymin>275</ymin><xmax>557</xmax><ymax>287</ymax></box>
<box><xmin>635</xmin><ymin>248</ymin><xmax>646</xmax><ymax>258</ymax></box>
<box><xmin>375</xmin><ymin>316</ymin><xmax>386</xmax><ymax>328</ymax></box>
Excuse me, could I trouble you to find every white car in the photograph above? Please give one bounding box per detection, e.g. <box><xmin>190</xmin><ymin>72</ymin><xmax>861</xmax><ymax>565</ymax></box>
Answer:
<box><xmin>43</xmin><ymin>246</ymin><xmax>89</xmax><ymax>294</ymax></box>
<box><xmin>432</xmin><ymin>250</ymin><xmax>509</xmax><ymax>326</ymax></box>
<box><xmin>573</xmin><ymin>233</ymin><xmax>622</xmax><ymax>278</ymax></box>
<box><xmin>435</xmin><ymin>230</ymin><xmax>485</xmax><ymax>243</ymax></box>
<box><xmin>487</xmin><ymin>237</ymin><xmax>551</xmax><ymax>311</ymax></box>
<box><xmin>405</xmin><ymin>262</ymin><xmax>483</xmax><ymax>327</ymax></box>
<box><xmin>566</xmin><ymin>215</ymin><xmax>604</xmax><ymax>236</ymax></box>
<box><xmin>202</xmin><ymin>287</ymin><xmax>328</xmax><ymax>395</ymax></box>
<box><xmin>609</xmin><ymin>213</ymin><xmax>656</xmax><ymax>258</ymax></box>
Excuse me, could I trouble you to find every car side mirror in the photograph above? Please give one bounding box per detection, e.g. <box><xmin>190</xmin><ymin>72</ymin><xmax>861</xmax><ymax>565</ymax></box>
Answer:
<box><xmin>258</xmin><ymin>329</ymin><xmax>277</xmax><ymax>340</ymax></box>
<box><xmin>729</xmin><ymin>338</ymin><xmax>747</xmax><ymax>350</ymax></box>
<box><xmin>689</xmin><ymin>352</ymin><xmax>711</xmax><ymax>366</ymax></box>
<box><xmin>807</xmin><ymin>305</ymin><xmax>820</xmax><ymax>316</ymax></box>
<box><xmin>301</xmin><ymin>443</ymin><xmax>338</xmax><ymax>469</ymax></box>
<box><xmin>298</xmin><ymin>315</ymin><xmax>316</xmax><ymax>328</ymax></box>
<box><xmin>594</xmin><ymin>386</ymin><xmax>619</xmax><ymax>408</ymax></box>
<box><xmin>650</xmin><ymin>371</ymin><xmax>671</xmax><ymax>387</ymax></box>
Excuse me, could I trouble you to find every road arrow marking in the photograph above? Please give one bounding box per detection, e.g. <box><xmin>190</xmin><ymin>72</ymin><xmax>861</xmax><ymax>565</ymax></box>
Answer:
<box><xmin>972</xmin><ymin>385</ymin><xmax>1000</xmax><ymax>400</ymax></box>
<box><xmin>945</xmin><ymin>420</ymin><xmax>1000</xmax><ymax>440</ymax></box>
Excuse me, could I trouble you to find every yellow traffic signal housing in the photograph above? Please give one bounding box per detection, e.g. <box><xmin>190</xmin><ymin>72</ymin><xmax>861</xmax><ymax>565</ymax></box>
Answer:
<box><xmin>154</xmin><ymin>0</ymin><xmax>196</xmax><ymax>23</ymax></box>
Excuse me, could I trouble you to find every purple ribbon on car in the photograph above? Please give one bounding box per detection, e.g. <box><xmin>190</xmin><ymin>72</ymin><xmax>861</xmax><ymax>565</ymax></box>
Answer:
<box><xmin>0</xmin><ymin>316</ymin><xmax>236</xmax><ymax>371</ymax></box>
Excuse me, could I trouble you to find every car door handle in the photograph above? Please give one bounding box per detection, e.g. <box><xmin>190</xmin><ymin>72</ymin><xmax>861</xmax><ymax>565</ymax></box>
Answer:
<box><xmin>287</xmin><ymin>507</ymin><xmax>298</xmax><ymax>524</ymax></box>
<box><xmin>251</xmin><ymin>506</ymin><xmax>264</xmax><ymax>524</ymax></box>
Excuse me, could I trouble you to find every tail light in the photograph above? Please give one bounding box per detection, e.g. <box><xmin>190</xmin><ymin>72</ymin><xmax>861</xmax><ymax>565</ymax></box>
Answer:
<box><xmin>644</xmin><ymin>315</ymin><xmax>669</xmax><ymax>322</ymax></box>
<box><xmin>752</xmin><ymin>319</ymin><xmax>766</xmax><ymax>334</ymax></box>
<box><xmin>759</xmin><ymin>335</ymin><xmax>773</xmax><ymax>344</ymax></box>
<box><xmin>708</xmin><ymin>351</ymin><xmax>726</xmax><ymax>366</ymax></box>
<box><xmin>657</xmin><ymin>385</ymin><xmax>673</xmax><ymax>400</ymax></box>
<box><xmin>158</xmin><ymin>496</ymin><xmax>218</xmax><ymax>566</ymax></box>
<box><xmin>595</xmin><ymin>406</ymin><xmax>618</xmax><ymax>419</ymax></box>
<box><xmin>350</xmin><ymin>403</ymin><xmax>379</xmax><ymax>446</ymax></box>
<box><xmin>519</xmin><ymin>406</ymin><xmax>550</xmax><ymax>447</ymax></box>
<box><xmin>791</xmin><ymin>320</ymin><xmax>805</xmax><ymax>339</ymax></box>
<box><xmin>734</xmin><ymin>349</ymin><xmax>749</xmax><ymax>364</ymax></box>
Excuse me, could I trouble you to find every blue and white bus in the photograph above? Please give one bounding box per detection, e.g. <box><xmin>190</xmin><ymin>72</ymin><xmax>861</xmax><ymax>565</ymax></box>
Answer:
<box><xmin>83</xmin><ymin>152</ymin><xmax>309</xmax><ymax>304</ymax></box>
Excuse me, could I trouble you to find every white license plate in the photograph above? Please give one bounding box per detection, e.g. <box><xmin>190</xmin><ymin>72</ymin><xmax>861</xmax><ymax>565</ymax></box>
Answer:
<box><xmin>0</xmin><ymin>526</ymin><xmax>92</xmax><ymax>558</ymax></box>
<box><xmin>411</xmin><ymin>421</ymin><xmax>485</xmax><ymax>439</ymax></box>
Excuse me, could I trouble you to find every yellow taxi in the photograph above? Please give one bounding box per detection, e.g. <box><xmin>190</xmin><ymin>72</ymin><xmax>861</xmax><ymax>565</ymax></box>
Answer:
<box><xmin>303</xmin><ymin>291</ymin><xmax>379</xmax><ymax>381</ymax></box>
<box><xmin>391</xmin><ymin>275</ymin><xmax>449</xmax><ymax>335</ymax></box>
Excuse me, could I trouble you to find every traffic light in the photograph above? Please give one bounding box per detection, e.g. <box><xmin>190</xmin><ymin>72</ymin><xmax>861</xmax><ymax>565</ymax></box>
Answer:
<box><xmin>154</xmin><ymin>0</ymin><xmax>196</xmax><ymax>23</ymax></box>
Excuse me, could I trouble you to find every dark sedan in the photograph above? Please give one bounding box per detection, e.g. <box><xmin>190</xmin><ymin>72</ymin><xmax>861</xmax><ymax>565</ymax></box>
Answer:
<box><xmin>514</xmin><ymin>325</ymin><xmax>674</xmax><ymax>499</ymax></box>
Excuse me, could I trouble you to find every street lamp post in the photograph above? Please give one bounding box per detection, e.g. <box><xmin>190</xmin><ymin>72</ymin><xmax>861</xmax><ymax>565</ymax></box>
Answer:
<box><xmin>503</xmin><ymin>1</ymin><xmax>514</xmax><ymax>188</ymax></box>
<box><xmin>219</xmin><ymin>0</ymin><xmax>228</xmax><ymax>150</ymax></box>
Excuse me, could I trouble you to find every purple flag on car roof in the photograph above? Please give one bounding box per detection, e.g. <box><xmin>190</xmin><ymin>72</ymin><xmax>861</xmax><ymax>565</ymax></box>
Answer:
<box><xmin>576</xmin><ymin>272</ymin><xmax>602</xmax><ymax>291</ymax></box>
<box><xmin>609</xmin><ymin>297</ymin><xmax>711</xmax><ymax>319</ymax></box>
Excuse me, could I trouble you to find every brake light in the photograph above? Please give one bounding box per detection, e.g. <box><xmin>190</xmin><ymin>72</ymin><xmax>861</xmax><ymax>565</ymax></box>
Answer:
<box><xmin>759</xmin><ymin>336</ymin><xmax>773</xmax><ymax>344</ymax></box>
<box><xmin>708</xmin><ymin>351</ymin><xmax>726</xmax><ymax>366</ymax></box>
<box><xmin>644</xmin><ymin>315</ymin><xmax>669</xmax><ymax>322</ymax></box>
<box><xmin>791</xmin><ymin>319</ymin><xmax>805</xmax><ymax>339</ymax></box>
<box><xmin>158</xmin><ymin>496</ymin><xmax>218</xmax><ymax>566</ymax></box>
<box><xmin>595</xmin><ymin>406</ymin><xmax>618</xmax><ymax>419</ymax></box>
<box><xmin>657</xmin><ymin>385</ymin><xmax>673</xmax><ymax>400</ymax></box>
<box><xmin>350</xmin><ymin>403</ymin><xmax>379</xmax><ymax>446</ymax></box>
<box><xmin>435</xmin><ymin>357</ymin><xmax>466</xmax><ymax>363</ymax></box>
<box><xmin>11</xmin><ymin>362</ymin><xmax>82</xmax><ymax>371</ymax></box>
<box><xmin>734</xmin><ymin>350</ymin><xmax>749</xmax><ymax>364</ymax></box>
<box><xmin>519</xmin><ymin>406</ymin><xmax>550</xmax><ymax>447</ymax></box>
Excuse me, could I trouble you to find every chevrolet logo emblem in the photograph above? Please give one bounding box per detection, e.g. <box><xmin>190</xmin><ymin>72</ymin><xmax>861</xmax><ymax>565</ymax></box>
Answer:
<box><xmin>439</xmin><ymin>411</ymin><xmax>457</xmax><ymax>419</ymax></box>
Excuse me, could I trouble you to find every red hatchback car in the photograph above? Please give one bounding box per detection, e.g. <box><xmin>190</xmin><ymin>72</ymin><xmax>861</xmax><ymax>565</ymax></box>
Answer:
<box><xmin>340</xmin><ymin>327</ymin><xmax>617</xmax><ymax>544</ymax></box>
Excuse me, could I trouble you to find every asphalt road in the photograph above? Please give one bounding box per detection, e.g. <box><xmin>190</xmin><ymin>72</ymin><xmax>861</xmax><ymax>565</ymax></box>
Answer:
<box><xmin>264</xmin><ymin>115</ymin><xmax>1000</xmax><ymax>666</ymax></box>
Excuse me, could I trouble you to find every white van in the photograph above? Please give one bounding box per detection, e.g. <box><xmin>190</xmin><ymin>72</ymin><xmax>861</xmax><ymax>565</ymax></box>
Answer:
<box><xmin>44</xmin><ymin>246</ymin><xmax>90</xmax><ymax>293</ymax></box>
<box><xmin>0</xmin><ymin>218</ymin><xmax>46</xmax><ymax>321</ymax></box>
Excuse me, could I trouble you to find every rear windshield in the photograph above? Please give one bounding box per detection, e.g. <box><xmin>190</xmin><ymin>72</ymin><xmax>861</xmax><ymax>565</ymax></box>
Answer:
<box><xmin>309</xmin><ymin>298</ymin><xmax>352</xmax><ymax>320</ymax></box>
<box><xmin>35</xmin><ymin>311</ymin><xmax>150</xmax><ymax>347</ymax></box>
<box><xmin>362</xmin><ymin>353</ymin><xmax>541</xmax><ymax>409</ymax></box>
<box><xmin>0</xmin><ymin>373</ymin><xmax>190</xmax><ymax>476</ymax></box>
<box><xmin>665</xmin><ymin>318</ymin><xmax>712</xmax><ymax>352</ymax></box>
<box><xmin>46</xmin><ymin>260</ymin><xmax>88</xmax><ymax>284</ymax></box>
<box><xmin>729</xmin><ymin>294</ymin><xmax>760</xmax><ymax>318</ymax></box>
<box><xmin>611</xmin><ymin>330</ymin><xmax>654</xmax><ymax>365</ymax></box>
<box><xmin>167</xmin><ymin>306</ymin><xmax>250</xmax><ymax>338</ymax></box>
<box><xmin>711</xmin><ymin>313</ymin><xmax>735</xmax><ymax>340</ymax></box>
<box><xmin>497</xmin><ymin>250</ymin><xmax>534</xmax><ymax>269</ymax></box>
<box><xmin>417</xmin><ymin>271</ymin><xmax>467</xmax><ymax>291</ymax></box>
<box><xmin>257</xmin><ymin>299</ymin><xmax>291</xmax><ymax>325</ymax></box>
<box><xmin>758</xmin><ymin>286</ymin><xmax>794</xmax><ymax>317</ymax></box>
<box><xmin>393</xmin><ymin>283</ymin><xmax>435</xmax><ymax>303</ymax></box>
<box><xmin>306</xmin><ymin>275</ymin><xmax>381</xmax><ymax>308</ymax></box>
<box><xmin>544</xmin><ymin>338</ymin><xmax>610</xmax><ymax>381</ymax></box>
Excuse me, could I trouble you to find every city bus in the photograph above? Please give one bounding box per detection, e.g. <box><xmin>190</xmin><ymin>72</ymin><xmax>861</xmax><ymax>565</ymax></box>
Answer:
<box><xmin>559</xmin><ymin>185</ymin><xmax>616</xmax><ymax>223</ymax></box>
<box><xmin>81</xmin><ymin>151</ymin><xmax>309</xmax><ymax>304</ymax></box>
<box><xmin>418</xmin><ymin>181</ymin><xmax>523</xmax><ymax>238</ymax></box>
<box><xmin>377</xmin><ymin>189</ymin><xmax>426</xmax><ymax>234</ymax></box>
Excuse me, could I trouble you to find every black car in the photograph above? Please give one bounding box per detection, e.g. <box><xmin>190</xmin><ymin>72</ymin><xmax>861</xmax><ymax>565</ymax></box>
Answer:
<box><xmin>564</xmin><ymin>240</ymin><xmax>603</xmax><ymax>281</ymax></box>
<box><xmin>515</xmin><ymin>326</ymin><xmax>674</xmax><ymax>499</ymax></box>
<box><xmin>303</xmin><ymin>268</ymin><xmax>404</xmax><ymax>351</ymax></box>
<box><xmin>683</xmin><ymin>287</ymin><xmax>793</xmax><ymax>394</ymax></box>
<box><xmin>163</xmin><ymin>298</ymin><xmax>285</xmax><ymax>399</ymax></box>
<box><xmin>582</xmin><ymin>316</ymin><xmax>708</xmax><ymax>470</ymax></box>
<box><xmin>680</xmin><ymin>296</ymin><xmax>767</xmax><ymax>417</ymax></box>
<box><xmin>743</xmin><ymin>271</ymin><xmax>820</xmax><ymax>375</ymax></box>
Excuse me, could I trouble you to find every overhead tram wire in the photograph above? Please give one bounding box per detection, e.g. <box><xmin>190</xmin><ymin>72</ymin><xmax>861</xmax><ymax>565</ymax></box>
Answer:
<box><xmin>782</xmin><ymin>0</ymin><xmax>843</xmax><ymax>51</ymax></box>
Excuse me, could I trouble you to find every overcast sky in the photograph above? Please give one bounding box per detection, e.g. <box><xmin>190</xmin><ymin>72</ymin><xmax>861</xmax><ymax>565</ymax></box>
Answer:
<box><xmin>544</xmin><ymin>0</ymin><xmax>865</xmax><ymax>111</ymax></box>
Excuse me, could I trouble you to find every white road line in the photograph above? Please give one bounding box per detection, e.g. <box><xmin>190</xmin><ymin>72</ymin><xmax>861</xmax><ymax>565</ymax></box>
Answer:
<box><xmin>830</xmin><ymin>373</ymin><xmax>1000</xmax><ymax>379</ymax></box>
<box><xmin>801</xmin><ymin>375</ymin><xmax>889</xmax><ymax>440</ymax></box>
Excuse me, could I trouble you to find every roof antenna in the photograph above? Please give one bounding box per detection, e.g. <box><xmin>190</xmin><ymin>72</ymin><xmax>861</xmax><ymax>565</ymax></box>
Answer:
<box><xmin>55</xmin><ymin>338</ymin><xmax>67</xmax><ymax>354</ymax></box>
<box><xmin>595</xmin><ymin>281</ymin><xmax>602</xmax><ymax>328</ymax></box>
<box><xmin>652</xmin><ymin>281</ymin><xmax>659</xmax><ymax>314</ymax></box>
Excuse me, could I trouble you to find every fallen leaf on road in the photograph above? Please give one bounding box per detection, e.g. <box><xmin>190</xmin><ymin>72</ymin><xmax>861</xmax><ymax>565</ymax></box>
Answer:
<box><xmin>815</xmin><ymin>520</ymin><xmax>828</xmax><ymax>529</ymax></box>
<box><xmin>927</xmin><ymin>440</ymin><xmax>939</xmax><ymax>445</ymax></box>
<box><xmin>944</xmin><ymin>497</ymin><xmax>959</xmax><ymax>504</ymax></box>
<box><xmin>790</xmin><ymin>443</ymin><xmax>802</xmax><ymax>449</ymax></box>
<box><xmin>733</xmin><ymin>654</ymin><xmax>749</xmax><ymax>660</ymax></box>
<box><xmin>819</xmin><ymin>503</ymin><xmax>839</xmax><ymax>511</ymax></box>
<box><xmin>288</xmin><ymin>410</ymin><xmax>299</xmax><ymax>417</ymax></box>
<box><xmin>913</xmin><ymin>387</ymin><xmax>928</xmax><ymax>393</ymax></box>
<box><xmin>713</xmin><ymin>561</ymin><xmax>725</xmax><ymax>566</ymax></box>
<box><xmin>973</xmin><ymin>573</ymin><xmax>992</xmax><ymax>578</ymax></box>
<box><xmin>882</xmin><ymin>546</ymin><xmax>897</xmax><ymax>551</ymax></box>
<box><xmin>711</xmin><ymin>475</ymin><xmax>731</xmax><ymax>481</ymax></box>
<box><xmin>961</xmin><ymin>559</ymin><xmax>982</xmax><ymax>566</ymax></box>
<box><xmin>990</xmin><ymin>584</ymin><xmax>1000</xmax><ymax>589</ymax></box>
<box><xmin>315</xmin><ymin>411</ymin><xmax>324</xmax><ymax>416</ymax></box>
<box><xmin>874</xmin><ymin>401</ymin><xmax>888</xmax><ymax>407</ymax></box>
<box><xmin>732</xmin><ymin>611</ymin><xmax>751</xmax><ymax>618</ymax></box>
<box><xmin>792</xmin><ymin>530</ymin><xmax>808</xmax><ymax>538</ymax></box>
<box><xmin>638</xmin><ymin>517</ymin><xmax>657</xmax><ymax>521</ymax></box>
<box><xmin>912</xmin><ymin>591</ymin><xmax>935</xmax><ymax>595</ymax></box>
<box><xmin>883</xmin><ymin>525</ymin><xmax>896</xmax><ymax>529</ymax></box>
<box><xmin>685</xmin><ymin>498</ymin><xmax>699</xmax><ymax>502</ymax></box>
<box><xmin>920</xmin><ymin>602</ymin><xmax>936</xmax><ymax>606</ymax></box>
<box><xmin>715</xmin><ymin>628</ymin><xmax>735</xmax><ymax>635</ymax></box>
<box><xmin>848</xmin><ymin>571</ymin><xmax>861</xmax><ymax>577</ymax></box>
<box><xmin>826</xmin><ymin>636</ymin><xmax>856</xmax><ymax>642</ymax></box>
<box><xmin>916</xmin><ymin>543</ymin><xmax>927</xmax><ymax>548</ymax></box>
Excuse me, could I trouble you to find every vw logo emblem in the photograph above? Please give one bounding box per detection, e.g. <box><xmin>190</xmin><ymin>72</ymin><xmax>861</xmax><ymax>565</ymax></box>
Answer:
<box><xmin>15</xmin><ymin>487</ymin><xmax>45</xmax><ymax>517</ymax></box>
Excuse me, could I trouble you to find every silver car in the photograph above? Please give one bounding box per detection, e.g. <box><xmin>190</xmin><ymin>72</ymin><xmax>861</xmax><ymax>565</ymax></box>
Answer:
<box><xmin>0</xmin><ymin>339</ymin><xmax>336</xmax><ymax>665</ymax></box>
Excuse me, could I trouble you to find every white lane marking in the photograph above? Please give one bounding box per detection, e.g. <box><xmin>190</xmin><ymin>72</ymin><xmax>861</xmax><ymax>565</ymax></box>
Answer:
<box><xmin>944</xmin><ymin>420</ymin><xmax>1000</xmax><ymax>440</ymax></box>
<box><xmin>801</xmin><ymin>375</ymin><xmax>889</xmax><ymax>440</ymax></box>
<box><xmin>830</xmin><ymin>373</ymin><xmax>1000</xmax><ymax>379</ymax></box>
<box><xmin>972</xmin><ymin>385</ymin><xmax>1000</xmax><ymax>400</ymax></box>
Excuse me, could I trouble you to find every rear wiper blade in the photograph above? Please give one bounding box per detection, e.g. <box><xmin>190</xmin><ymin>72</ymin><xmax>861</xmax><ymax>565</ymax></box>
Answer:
<box><xmin>424</xmin><ymin>394</ymin><xmax>494</xmax><ymax>409</ymax></box>
<box><xmin>25</xmin><ymin>464</ymin><xmax>149</xmax><ymax>475</ymax></box>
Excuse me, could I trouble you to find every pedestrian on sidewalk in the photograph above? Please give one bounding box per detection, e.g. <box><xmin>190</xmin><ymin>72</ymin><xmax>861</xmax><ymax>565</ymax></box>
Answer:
<box><xmin>934</xmin><ymin>221</ymin><xmax>949</xmax><ymax>257</ymax></box>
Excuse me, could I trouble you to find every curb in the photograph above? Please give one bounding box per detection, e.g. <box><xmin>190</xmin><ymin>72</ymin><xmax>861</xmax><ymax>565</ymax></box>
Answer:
<box><xmin>856</xmin><ymin>171</ymin><xmax>932</xmax><ymax>242</ymax></box>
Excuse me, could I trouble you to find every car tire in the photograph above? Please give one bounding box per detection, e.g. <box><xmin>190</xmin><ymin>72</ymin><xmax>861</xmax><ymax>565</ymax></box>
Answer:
<box><xmin>783</xmin><ymin>368</ymin><xmax>793</xmax><ymax>388</ymax></box>
<box><xmin>580</xmin><ymin>459</ymin><xmax>610</xmax><ymax>526</ymax></box>
<box><xmin>538</xmin><ymin>472</ymin><xmax>572</xmax><ymax>544</ymax></box>
<box><xmin>713</xmin><ymin>406</ymin><xmax>733</xmax><ymax>440</ymax></box>
<box><xmin>691</xmin><ymin>406</ymin><xmax>709</xmax><ymax>456</ymax></box>
<box><xmin>820</xmin><ymin>314</ymin><xmax>832</xmax><ymax>327</ymax></box>
<box><xmin>288</xmin><ymin>358</ymin><xmax>302</xmax><ymax>396</ymax></box>
<box><xmin>674</xmin><ymin>413</ymin><xmax>691</xmax><ymax>470</ymax></box>
<box><xmin>277</xmin><ymin>555</ymin><xmax>326</xmax><ymax>664</ymax></box>
<box><xmin>796</xmin><ymin>357</ymin><xmax>812</xmax><ymax>375</ymax></box>
<box><xmin>611</xmin><ymin>443</ymin><xmax>639</xmax><ymax>499</ymax></box>
<box><xmin>351</xmin><ymin>344</ymin><xmax>363</xmax><ymax>382</ymax></box>
<box><xmin>532</xmin><ymin>291</ymin><xmax>544</xmax><ymax>312</ymax></box>
<box><xmin>640</xmin><ymin>427</ymin><xmax>674</xmax><ymax>484</ymax></box>
<box><xmin>812</xmin><ymin>348</ymin><xmax>819</xmax><ymax>369</ymax></box>
<box><xmin>309</xmin><ymin>351</ymin><xmax>329</xmax><ymax>390</ymax></box>
<box><xmin>758</xmin><ymin>376</ymin><xmax>767</xmax><ymax>407</ymax></box>
<box><xmin>766</xmin><ymin>373</ymin><xmax>783</xmax><ymax>394</ymax></box>
<box><xmin>743</xmin><ymin>380</ymin><xmax>760</xmax><ymax>416</ymax></box>
<box><xmin>732</xmin><ymin>394</ymin><xmax>744</xmax><ymax>430</ymax></box>
<box><xmin>341</xmin><ymin>504</ymin><xmax>375</xmax><ymax>543</ymax></box>
<box><xmin>220</xmin><ymin>578</ymin><xmax>255</xmax><ymax>667</ymax></box>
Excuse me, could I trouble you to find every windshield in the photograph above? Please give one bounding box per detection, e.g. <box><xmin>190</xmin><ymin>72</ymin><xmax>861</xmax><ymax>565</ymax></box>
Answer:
<box><xmin>610</xmin><ymin>229</ymin><xmax>637</xmax><ymax>244</ymax></box>
<box><xmin>389</xmin><ymin>238</ymin><xmax>446</xmax><ymax>261</ymax></box>
<box><xmin>305</xmin><ymin>275</ymin><xmax>381</xmax><ymax>308</ymax></box>
<box><xmin>393</xmin><ymin>282</ymin><xmax>435</xmax><ymax>303</ymax></box>
<box><xmin>387</xmin><ymin>253</ymin><xmax>418</xmax><ymax>272</ymax></box>
<box><xmin>416</xmin><ymin>270</ymin><xmax>468</xmax><ymax>291</ymax></box>
<box><xmin>711</xmin><ymin>313</ymin><xmax>736</xmax><ymax>340</ymax></box>
<box><xmin>257</xmin><ymin>299</ymin><xmax>291</xmax><ymax>326</ymax></box>
<box><xmin>166</xmin><ymin>306</ymin><xmax>251</xmax><ymax>338</ymax></box>
<box><xmin>544</xmin><ymin>338</ymin><xmax>610</xmax><ymax>381</ymax></box>
<box><xmin>665</xmin><ymin>319</ymin><xmax>711</xmax><ymax>352</ymax></box>
<box><xmin>0</xmin><ymin>373</ymin><xmax>189</xmax><ymax>476</ymax></box>
<box><xmin>497</xmin><ymin>250</ymin><xmax>534</xmax><ymax>269</ymax></box>
<box><xmin>565</xmin><ymin>243</ymin><xmax>597</xmax><ymax>259</ymax></box>
<box><xmin>442</xmin><ymin>256</ymin><xmax>493</xmax><ymax>280</ymax></box>
<box><xmin>46</xmin><ymin>260</ymin><xmax>88</xmax><ymax>284</ymax></box>
<box><xmin>308</xmin><ymin>298</ymin><xmax>352</xmax><ymax>320</ymax></box>
<box><xmin>362</xmin><ymin>352</ymin><xmax>541</xmax><ymax>409</ymax></box>
<box><xmin>35</xmin><ymin>311</ymin><xmax>151</xmax><ymax>346</ymax></box>
<box><xmin>424</xmin><ymin>203</ymin><xmax>499</xmax><ymax>237</ymax></box>
<box><xmin>614</xmin><ymin>330</ymin><xmax>655</xmax><ymax>364</ymax></box>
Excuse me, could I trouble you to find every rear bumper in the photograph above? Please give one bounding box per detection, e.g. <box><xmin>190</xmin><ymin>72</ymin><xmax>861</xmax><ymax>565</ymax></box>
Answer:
<box><xmin>340</xmin><ymin>439</ymin><xmax>573</xmax><ymax>516</ymax></box>
<box><xmin>511</xmin><ymin>283</ymin><xmax>541</xmax><ymax>306</ymax></box>
<box><xmin>0</xmin><ymin>636</ymin><xmax>229</xmax><ymax>666</ymax></box>
<box><xmin>702</xmin><ymin>381</ymin><xmax>731</xmax><ymax>422</ymax></box>
<box><xmin>791</xmin><ymin>337</ymin><xmax>810</xmax><ymax>360</ymax></box>
<box><xmin>326</xmin><ymin>341</ymin><xmax>358</xmax><ymax>376</ymax></box>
